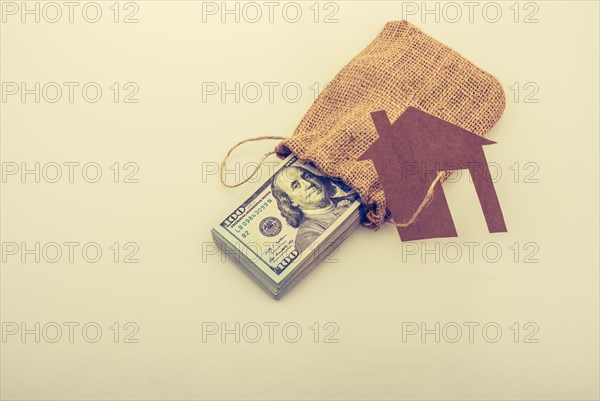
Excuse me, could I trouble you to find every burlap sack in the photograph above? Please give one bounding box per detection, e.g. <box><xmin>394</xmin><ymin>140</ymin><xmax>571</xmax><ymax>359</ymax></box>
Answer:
<box><xmin>275</xmin><ymin>20</ymin><xmax>505</xmax><ymax>230</ymax></box>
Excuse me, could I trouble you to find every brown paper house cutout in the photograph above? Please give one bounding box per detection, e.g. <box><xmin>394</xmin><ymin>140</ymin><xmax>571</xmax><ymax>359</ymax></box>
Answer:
<box><xmin>358</xmin><ymin>107</ymin><xmax>507</xmax><ymax>241</ymax></box>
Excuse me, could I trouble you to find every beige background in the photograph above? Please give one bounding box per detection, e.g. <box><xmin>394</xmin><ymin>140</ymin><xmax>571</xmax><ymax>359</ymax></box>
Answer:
<box><xmin>1</xmin><ymin>1</ymin><xmax>598</xmax><ymax>400</ymax></box>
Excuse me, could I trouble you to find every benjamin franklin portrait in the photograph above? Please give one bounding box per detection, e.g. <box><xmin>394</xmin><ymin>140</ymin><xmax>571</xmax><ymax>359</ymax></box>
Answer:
<box><xmin>271</xmin><ymin>165</ymin><xmax>357</xmax><ymax>254</ymax></box>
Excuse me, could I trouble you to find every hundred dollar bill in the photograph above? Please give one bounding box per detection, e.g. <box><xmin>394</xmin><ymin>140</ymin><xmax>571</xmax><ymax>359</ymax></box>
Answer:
<box><xmin>212</xmin><ymin>154</ymin><xmax>362</xmax><ymax>299</ymax></box>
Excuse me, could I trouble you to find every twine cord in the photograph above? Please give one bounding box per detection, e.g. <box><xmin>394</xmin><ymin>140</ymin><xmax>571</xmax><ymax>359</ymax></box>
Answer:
<box><xmin>390</xmin><ymin>171</ymin><xmax>446</xmax><ymax>227</ymax></box>
<box><xmin>220</xmin><ymin>136</ymin><xmax>289</xmax><ymax>188</ymax></box>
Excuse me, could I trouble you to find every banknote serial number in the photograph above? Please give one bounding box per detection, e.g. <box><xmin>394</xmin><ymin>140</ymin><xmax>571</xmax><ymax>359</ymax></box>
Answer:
<box><xmin>222</xmin><ymin>200</ymin><xmax>273</xmax><ymax>234</ymax></box>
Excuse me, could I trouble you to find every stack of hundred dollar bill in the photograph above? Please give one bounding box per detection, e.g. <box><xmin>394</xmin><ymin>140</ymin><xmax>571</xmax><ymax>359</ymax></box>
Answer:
<box><xmin>212</xmin><ymin>154</ymin><xmax>363</xmax><ymax>299</ymax></box>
